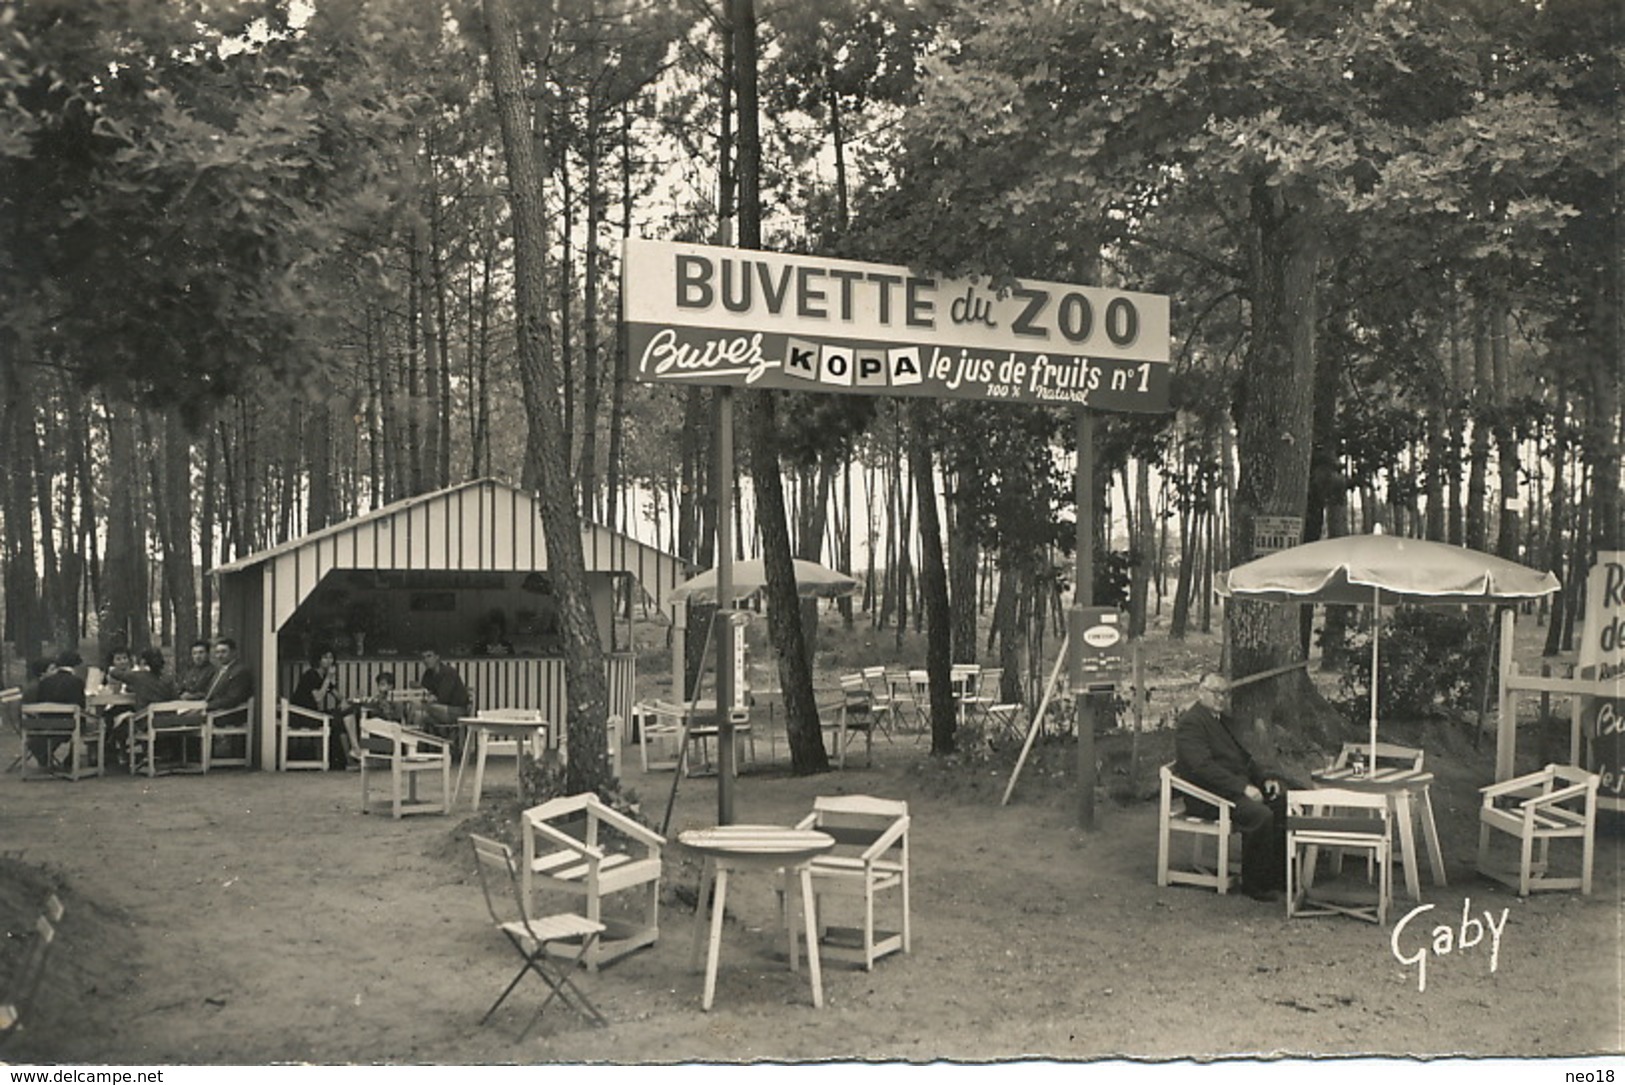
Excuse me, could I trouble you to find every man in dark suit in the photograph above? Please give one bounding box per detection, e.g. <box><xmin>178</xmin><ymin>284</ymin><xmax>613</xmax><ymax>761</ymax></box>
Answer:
<box><xmin>24</xmin><ymin>650</ymin><xmax>87</xmax><ymax>768</ymax></box>
<box><xmin>36</xmin><ymin>650</ymin><xmax>87</xmax><ymax>707</ymax></box>
<box><xmin>204</xmin><ymin>637</ymin><xmax>254</xmax><ymax>711</ymax></box>
<box><xmin>161</xmin><ymin>638</ymin><xmax>252</xmax><ymax>755</ymax></box>
<box><xmin>1174</xmin><ymin>672</ymin><xmax>1294</xmax><ymax>902</ymax></box>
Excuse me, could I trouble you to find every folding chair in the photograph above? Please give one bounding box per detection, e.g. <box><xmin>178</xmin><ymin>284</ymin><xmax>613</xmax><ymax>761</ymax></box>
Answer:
<box><xmin>470</xmin><ymin>834</ymin><xmax>607</xmax><ymax>1038</ymax></box>
<box><xmin>860</xmin><ymin>667</ymin><xmax>898</xmax><ymax>741</ymax></box>
<box><xmin>904</xmin><ymin>669</ymin><xmax>931</xmax><ymax>731</ymax></box>
<box><xmin>834</xmin><ymin>674</ymin><xmax>879</xmax><ymax>768</ymax></box>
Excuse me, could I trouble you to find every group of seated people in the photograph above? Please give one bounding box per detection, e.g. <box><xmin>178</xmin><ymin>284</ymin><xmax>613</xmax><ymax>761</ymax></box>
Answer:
<box><xmin>290</xmin><ymin>646</ymin><xmax>471</xmax><ymax>767</ymax></box>
<box><xmin>21</xmin><ymin>638</ymin><xmax>472</xmax><ymax>770</ymax></box>
<box><xmin>20</xmin><ymin>638</ymin><xmax>253</xmax><ymax>767</ymax></box>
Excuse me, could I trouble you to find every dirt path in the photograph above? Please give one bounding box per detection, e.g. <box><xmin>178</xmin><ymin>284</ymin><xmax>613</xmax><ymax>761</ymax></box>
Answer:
<box><xmin>2</xmin><ymin>720</ymin><xmax>1620</xmax><ymax>1066</ymax></box>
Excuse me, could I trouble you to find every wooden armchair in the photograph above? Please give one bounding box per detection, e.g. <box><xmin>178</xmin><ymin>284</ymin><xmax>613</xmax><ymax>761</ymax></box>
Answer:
<box><xmin>18</xmin><ymin>703</ymin><xmax>103</xmax><ymax>782</ymax></box>
<box><xmin>128</xmin><ymin>700</ymin><xmax>208</xmax><ymax>777</ymax></box>
<box><xmin>633</xmin><ymin>700</ymin><xmax>683</xmax><ymax>772</ymax></box>
<box><xmin>207</xmin><ymin>698</ymin><xmax>255</xmax><ymax>769</ymax></box>
<box><xmin>359</xmin><ymin>718</ymin><xmax>450</xmax><ymax>818</ymax></box>
<box><xmin>789</xmin><ymin>795</ymin><xmax>911</xmax><ymax>970</ymax></box>
<box><xmin>1156</xmin><ymin>762</ymin><xmax>1239</xmax><ymax>894</ymax></box>
<box><xmin>1477</xmin><ymin>764</ymin><xmax>1600</xmax><ymax>896</ymax></box>
<box><xmin>521</xmin><ymin>793</ymin><xmax>665</xmax><ymax>971</ymax></box>
<box><xmin>277</xmin><ymin>698</ymin><xmax>331</xmax><ymax>771</ymax></box>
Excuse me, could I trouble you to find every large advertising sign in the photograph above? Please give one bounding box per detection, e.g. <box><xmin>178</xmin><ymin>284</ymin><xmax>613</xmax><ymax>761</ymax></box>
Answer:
<box><xmin>624</xmin><ymin>239</ymin><xmax>1172</xmax><ymax>412</ymax></box>
<box><xmin>1578</xmin><ymin>551</ymin><xmax>1625</xmax><ymax>811</ymax></box>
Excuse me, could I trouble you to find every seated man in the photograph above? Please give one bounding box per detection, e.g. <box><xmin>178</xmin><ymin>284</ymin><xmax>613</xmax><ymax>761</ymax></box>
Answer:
<box><xmin>23</xmin><ymin>650</ymin><xmax>87</xmax><ymax>768</ymax></box>
<box><xmin>35</xmin><ymin>650</ymin><xmax>87</xmax><ymax>707</ymax></box>
<box><xmin>204</xmin><ymin>638</ymin><xmax>254</xmax><ymax>713</ymax></box>
<box><xmin>172</xmin><ymin>637</ymin><xmax>254</xmax><ymax>763</ymax></box>
<box><xmin>411</xmin><ymin>649</ymin><xmax>469</xmax><ymax>750</ymax></box>
<box><xmin>174</xmin><ymin>639</ymin><xmax>216</xmax><ymax>700</ymax></box>
<box><xmin>1174</xmin><ymin>672</ymin><xmax>1296</xmax><ymax>902</ymax></box>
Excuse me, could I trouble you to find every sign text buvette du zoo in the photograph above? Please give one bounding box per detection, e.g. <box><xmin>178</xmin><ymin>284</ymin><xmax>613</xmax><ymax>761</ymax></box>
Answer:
<box><xmin>623</xmin><ymin>239</ymin><xmax>1173</xmax><ymax>413</ymax></box>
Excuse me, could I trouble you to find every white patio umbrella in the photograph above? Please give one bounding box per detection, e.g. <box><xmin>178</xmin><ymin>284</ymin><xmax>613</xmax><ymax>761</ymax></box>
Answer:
<box><xmin>1221</xmin><ymin>530</ymin><xmax>1561</xmax><ymax>765</ymax></box>
<box><xmin>671</xmin><ymin>557</ymin><xmax>858</xmax><ymax>604</ymax></box>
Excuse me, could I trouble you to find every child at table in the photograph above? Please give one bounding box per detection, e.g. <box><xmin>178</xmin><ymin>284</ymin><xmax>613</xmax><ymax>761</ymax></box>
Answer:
<box><xmin>344</xmin><ymin>671</ymin><xmax>404</xmax><ymax>759</ymax></box>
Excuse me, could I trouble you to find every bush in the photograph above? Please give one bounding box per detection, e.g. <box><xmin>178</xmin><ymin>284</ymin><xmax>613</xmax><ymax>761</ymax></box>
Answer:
<box><xmin>1337</xmin><ymin>607</ymin><xmax>1496</xmax><ymax>722</ymax></box>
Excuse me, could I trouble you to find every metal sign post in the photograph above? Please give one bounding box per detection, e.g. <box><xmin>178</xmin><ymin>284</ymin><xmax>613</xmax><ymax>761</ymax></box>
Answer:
<box><xmin>1073</xmin><ymin>408</ymin><xmax>1096</xmax><ymax>830</ymax></box>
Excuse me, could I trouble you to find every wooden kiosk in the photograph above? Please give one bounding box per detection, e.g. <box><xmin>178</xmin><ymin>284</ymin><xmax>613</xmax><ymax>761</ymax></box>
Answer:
<box><xmin>211</xmin><ymin>478</ymin><xmax>687</xmax><ymax>770</ymax></box>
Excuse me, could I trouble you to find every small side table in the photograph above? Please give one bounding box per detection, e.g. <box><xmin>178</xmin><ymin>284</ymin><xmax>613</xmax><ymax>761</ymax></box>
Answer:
<box><xmin>678</xmin><ymin>826</ymin><xmax>836</xmax><ymax>1011</ymax></box>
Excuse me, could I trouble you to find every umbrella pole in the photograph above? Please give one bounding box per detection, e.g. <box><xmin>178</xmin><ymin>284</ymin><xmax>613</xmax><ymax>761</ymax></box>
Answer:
<box><xmin>1369</xmin><ymin>586</ymin><xmax>1380</xmax><ymax>767</ymax></box>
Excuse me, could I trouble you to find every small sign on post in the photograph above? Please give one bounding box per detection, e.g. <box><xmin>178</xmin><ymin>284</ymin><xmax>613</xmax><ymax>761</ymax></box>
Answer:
<box><xmin>1068</xmin><ymin>607</ymin><xmax>1128</xmax><ymax>690</ymax></box>
<box><xmin>1253</xmin><ymin>516</ymin><xmax>1304</xmax><ymax>556</ymax></box>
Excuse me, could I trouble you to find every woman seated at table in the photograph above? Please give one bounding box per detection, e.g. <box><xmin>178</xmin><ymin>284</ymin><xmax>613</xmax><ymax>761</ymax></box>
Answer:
<box><xmin>98</xmin><ymin>648</ymin><xmax>134</xmax><ymax>697</ymax></box>
<box><xmin>107</xmin><ymin>648</ymin><xmax>178</xmax><ymax>763</ymax></box>
<box><xmin>291</xmin><ymin>648</ymin><xmax>351</xmax><ymax>770</ymax></box>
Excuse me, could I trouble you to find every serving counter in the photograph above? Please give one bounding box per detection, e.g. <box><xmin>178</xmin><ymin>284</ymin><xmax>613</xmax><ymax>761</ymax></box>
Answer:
<box><xmin>278</xmin><ymin>653</ymin><xmax>637</xmax><ymax>725</ymax></box>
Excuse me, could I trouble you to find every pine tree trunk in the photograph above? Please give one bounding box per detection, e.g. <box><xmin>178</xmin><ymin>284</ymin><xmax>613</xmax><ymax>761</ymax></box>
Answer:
<box><xmin>1465</xmin><ymin>302</ymin><xmax>1492</xmax><ymax>551</ymax></box>
<box><xmin>1490</xmin><ymin>301</ymin><xmax>1522</xmax><ymax>560</ymax></box>
<box><xmin>103</xmin><ymin>398</ymin><xmax>151</xmax><ymax>655</ymax></box>
<box><xmin>163</xmin><ymin>412</ymin><xmax>198</xmax><ymax>651</ymax></box>
<box><xmin>909</xmin><ymin>400</ymin><xmax>955</xmax><ymax>754</ymax></box>
<box><xmin>948</xmin><ymin>482</ymin><xmax>978</xmax><ymax>662</ymax></box>
<box><xmin>2</xmin><ymin>373</ymin><xmax>43</xmax><ymax>662</ymax></box>
<box><xmin>579</xmin><ymin>101</ymin><xmax>604</xmax><ymax>519</ymax></box>
<box><xmin>1228</xmin><ymin>181</ymin><xmax>1326</xmax><ymax>739</ymax></box>
<box><xmin>729</xmin><ymin>0</ymin><xmax>826</xmax><ymax>774</ymax></box>
<box><xmin>485</xmin><ymin>0</ymin><xmax>611</xmax><ymax>792</ymax></box>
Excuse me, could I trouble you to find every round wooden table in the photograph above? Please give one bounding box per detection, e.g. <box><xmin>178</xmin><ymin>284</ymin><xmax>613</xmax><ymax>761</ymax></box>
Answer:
<box><xmin>678</xmin><ymin>825</ymin><xmax>836</xmax><ymax>1011</ymax></box>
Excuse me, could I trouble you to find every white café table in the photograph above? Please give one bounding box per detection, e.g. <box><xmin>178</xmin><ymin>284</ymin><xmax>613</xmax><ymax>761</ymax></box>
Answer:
<box><xmin>453</xmin><ymin>715</ymin><xmax>549</xmax><ymax>810</ymax></box>
<box><xmin>678</xmin><ymin>825</ymin><xmax>836</xmax><ymax>1011</ymax></box>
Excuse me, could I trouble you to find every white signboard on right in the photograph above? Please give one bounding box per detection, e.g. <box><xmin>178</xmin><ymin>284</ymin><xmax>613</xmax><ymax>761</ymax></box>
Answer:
<box><xmin>1578</xmin><ymin>551</ymin><xmax>1625</xmax><ymax>811</ymax></box>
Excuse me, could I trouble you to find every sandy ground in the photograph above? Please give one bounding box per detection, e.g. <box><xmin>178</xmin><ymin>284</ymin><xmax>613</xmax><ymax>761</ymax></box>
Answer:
<box><xmin>1</xmin><ymin>701</ymin><xmax>1620</xmax><ymax>1068</ymax></box>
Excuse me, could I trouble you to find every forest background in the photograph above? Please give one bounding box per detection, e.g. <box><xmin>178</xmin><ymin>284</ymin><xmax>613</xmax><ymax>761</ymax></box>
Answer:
<box><xmin>0</xmin><ymin>0</ymin><xmax>1619</xmax><ymax>762</ymax></box>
